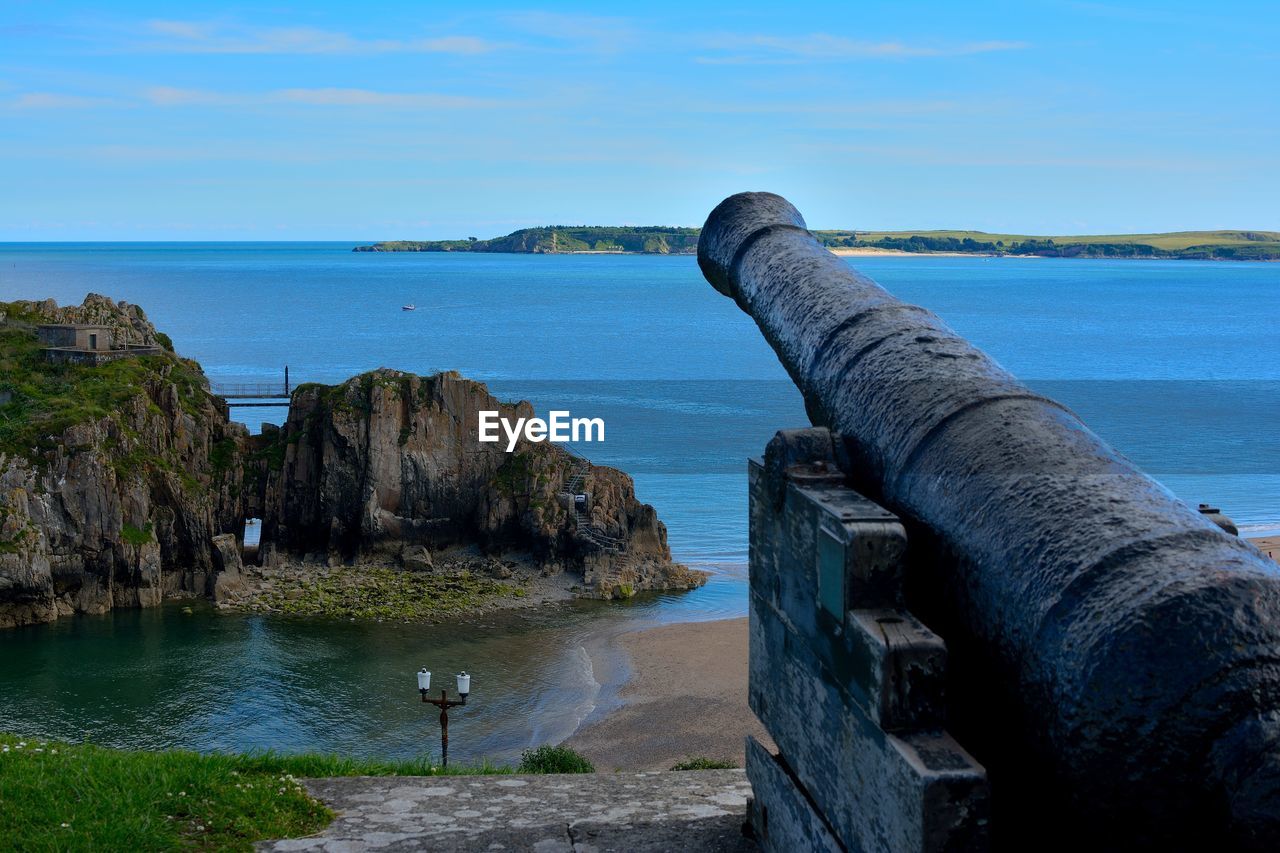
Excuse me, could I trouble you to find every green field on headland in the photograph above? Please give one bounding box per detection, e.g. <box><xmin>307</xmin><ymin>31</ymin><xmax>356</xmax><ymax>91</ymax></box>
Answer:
<box><xmin>355</xmin><ymin>226</ymin><xmax>700</xmax><ymax>255</ymax></box>
<box><xmin>355</xmin><ymin>225</ymin><xmax>1280</xmax><ymax>260</ymax></box>
<box><xmin>819</xmin><ymin>228</ymin><xmax>1280</xmax><ymax>260</ymax></box>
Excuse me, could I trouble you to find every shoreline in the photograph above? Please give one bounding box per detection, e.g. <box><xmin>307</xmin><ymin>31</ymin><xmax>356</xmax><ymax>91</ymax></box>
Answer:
<box><xmin>564</xmin><ymin>535</ymin><xmax>1278</xmax><ymax>769</ymax></box>
<box><xmin>828</xmin><ymin>247</ymin><xmax>998</xmax><ymax>257</ymax></box>
<box><xmin>357</xmin><ymin>245</ymin><xmax>1277</xmax><ymax>261</ymax></box>
<box><xmin>564</xmin><ymin>616</ymin><xmax>771</xmax><ymax>771</ymax></box>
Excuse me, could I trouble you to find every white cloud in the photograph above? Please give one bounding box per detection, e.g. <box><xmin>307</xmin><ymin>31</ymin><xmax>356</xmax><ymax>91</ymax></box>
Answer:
<box><xmin>699</xmin><ymin>33</ymin><xmax>1029</xmax><ymax>64</ymax></box>
<box><xmin>8</xmin><ymin>92</ymin><xmax>117</xmax><ymax>109</ymax></box>
<box><xmin>502</xmin><ymin>12</ymin><xmax>639</xmax><ymax>53</ymax></box>
<box><xmin>274</xmin><ymin>88</ymin><xmax>496</xmax><ymax>108</ymax></box>
<box><xmin>140</xmin><ymin>20</ymin><xmax>498</xmax><ymax>55</ymax></box>
<box><xmin>701</xmin><ymin>98</ymin><xmax>969</xmax><ymax>116</ymax></box>
<box><xmin>144</xmin><ymin>86</ymin><xmax>499</xmax><ymax>109</ymax></box>
<box><xmin>147</xmin><ymin>20</ymin><xmax>215</xmax><ymax>41</ymax></box>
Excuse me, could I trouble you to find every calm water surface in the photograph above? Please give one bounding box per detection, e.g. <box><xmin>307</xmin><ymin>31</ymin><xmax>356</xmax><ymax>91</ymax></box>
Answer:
<box><xmin>1</xmin><ymin>245</ymin><xmax>1276</xmax><ymax>759</ymax></box>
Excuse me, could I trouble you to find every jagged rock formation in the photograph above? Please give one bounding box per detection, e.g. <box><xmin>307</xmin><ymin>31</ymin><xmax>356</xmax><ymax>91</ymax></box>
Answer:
<box><xmin>19</xmin><ymin>294</ymin><xmax>169</xmax><ymax>348</ymax></box>
<box><xmin>1</xmin><ymin>296</ymin><xmax>702</xmax><ymax>628</ymax></box>
<box><xmin>0</xmin><ymin>296</ymin><xmax>248</xmax><ymax>628</ymax></box>
<box><xmin>250</xmin><ymin>369</ymin><xmax>704</xmax><ymax>599</ymax></box>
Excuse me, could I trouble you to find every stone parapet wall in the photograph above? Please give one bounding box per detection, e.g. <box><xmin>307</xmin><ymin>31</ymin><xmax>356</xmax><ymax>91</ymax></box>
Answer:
<box><xmin>43</xmin><ymin>346</ymin><xmax>164</xmax><ymax>366</ymax></box>
<box><xmin>744</xmin><ymin>428</ymin><xmax>988</xmax><ymax>853</ymax></box>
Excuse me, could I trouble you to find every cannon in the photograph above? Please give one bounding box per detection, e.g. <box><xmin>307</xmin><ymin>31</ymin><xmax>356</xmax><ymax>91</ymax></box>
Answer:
<box><xmin>699</xmin><ymin>192</ymin><xmax>1280</xmax><ymax>848</ymax></box>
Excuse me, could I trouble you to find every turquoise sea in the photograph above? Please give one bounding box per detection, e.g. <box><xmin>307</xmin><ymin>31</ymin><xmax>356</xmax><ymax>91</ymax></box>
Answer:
<box><xmin>1</xmin><ymin>245</ymin><xmax>1277</xmax><ymax>763</ymax></box>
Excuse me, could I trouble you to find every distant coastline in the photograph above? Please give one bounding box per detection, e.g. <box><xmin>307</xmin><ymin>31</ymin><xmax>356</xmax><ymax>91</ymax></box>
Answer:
<box><xmin>355</xmin><ymin>225</ymin><xmax>1280</xmax><ymax>260</ymax></box>
<box><xmin>354</xmin><ymin>226</ymin><xmax>700</xmax><ymax>255</ymax></box>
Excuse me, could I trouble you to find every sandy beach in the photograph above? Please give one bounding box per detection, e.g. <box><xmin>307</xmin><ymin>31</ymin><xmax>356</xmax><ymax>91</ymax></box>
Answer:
<box><xmin>567</xmin><ymin>538</ymin><xmax>1278</xmax><ymax>771</ymax></box>
<box><xmin>828</xmin><ymin>246</ymin><xmax>996</xmax><ymax>257</ymax></box>
<box><xmin>565</xmin><ymin>617</ymin><xmax>772</xmax><ymax>771</ymax></box>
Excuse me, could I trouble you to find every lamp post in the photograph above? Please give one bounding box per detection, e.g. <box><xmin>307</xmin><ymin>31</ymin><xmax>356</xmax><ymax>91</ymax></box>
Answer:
<box><xmin>417</xmin><ymin>668</ymin><xmax>472</xmax><ymax>768</ymax></box>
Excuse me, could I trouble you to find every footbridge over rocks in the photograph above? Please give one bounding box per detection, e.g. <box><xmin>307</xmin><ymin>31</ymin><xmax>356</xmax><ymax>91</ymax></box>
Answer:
<box><xmin>211</xmin><ymin>368</ymin><xmax>294</xmax><ymax>408</ymax></box>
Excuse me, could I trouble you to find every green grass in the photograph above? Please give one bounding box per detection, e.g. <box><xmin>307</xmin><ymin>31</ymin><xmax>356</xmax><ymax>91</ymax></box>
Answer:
<box><xmin>516</xmin><ymin>745</ymin><xmax>595</xmax><ymax>774</ymax></box>
<box><xmin>352</xmin><ymin>225</ymin><xmax>1280</xmax><ymax>259</ymax></box>
<box><xmin>491</xmin><ymin>450</ymin><xmax>536</xmax><ymax>494</ymax></box>
<box><xmin>0</xmin><ymin>732</ymin><xmax>510</xmax><ymax>851</ymax></box>
<box><xmin>242</xmin><ymin>566</ymin><xmax>525</xmax><ymax>621</ymax></box>
<box><xmin>670</xmin><ymin>757</ymin><xmax>738</xmax><ymax>770</ymax></box>
<box><xmin>835</xmin><ymin>228</ymin><xmax>1280</xmax><ymax>250</ymax></box>
<box><xmin>0</xmin><ymin>314</ymin><xmax>215</xmax><ymax>461</ymax></box>
<box><xmin>209</xmin><ymin>437</ymin><xmax>238</xmax><ymax>473</ymax></box>
<box><xmin>355</xmin><ymin>226</ymin><xmax>701</xmax><ymax>255</ymax></box>
<box><xmin>813</xmin><ymin>228</ymin><xmax>1280</xmax><ymax>258</ymax></box>
<box><xmin>120</xmin><ymin>522</ymin><xmax>154</xmax><ymax>546</ymax></box>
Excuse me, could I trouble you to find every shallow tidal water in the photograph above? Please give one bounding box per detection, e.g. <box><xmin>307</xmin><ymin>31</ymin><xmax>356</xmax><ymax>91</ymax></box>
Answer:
<box><xmin>0</xmin><ymin>574</ymin><xmax>745</xmax><ymax>765</ymax></box>
<box><xmin>0</xmin><ymin>246</ymin><xmax>1277</xmax><ymax>759</ymax></box>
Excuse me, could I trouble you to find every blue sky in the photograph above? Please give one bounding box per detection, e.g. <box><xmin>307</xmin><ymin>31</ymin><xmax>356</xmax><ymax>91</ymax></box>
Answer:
<box><xmin>2</xmin><ymin>1</ymin><xmax>1277</xmax><ymax>239</ymax></box>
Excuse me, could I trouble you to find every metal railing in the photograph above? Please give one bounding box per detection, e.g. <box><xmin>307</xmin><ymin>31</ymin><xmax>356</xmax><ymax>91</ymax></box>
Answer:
<box><xmin>555</xmin><ymin>444</ymin><xmax>626</xmax><ymax>554</ymax></box>
<box><xmin>210</xmin><ymin>382</ymin><xmax>291</xmax><ymax>399</ymax></box>
<box><xmin>211</xmin><ymin>367</ymin><xmax>293</xmax><ymax>399</ymax></box>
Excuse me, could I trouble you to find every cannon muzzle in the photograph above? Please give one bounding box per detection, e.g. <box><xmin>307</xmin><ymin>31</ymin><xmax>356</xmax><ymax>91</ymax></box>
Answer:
<box><xmin>701</xmin><ymin>191</ymin><xmax>1280</xmax><ymax>847</ymax></box>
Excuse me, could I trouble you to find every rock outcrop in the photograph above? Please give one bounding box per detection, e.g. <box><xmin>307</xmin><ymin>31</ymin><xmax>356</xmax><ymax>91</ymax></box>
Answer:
<box><xmin>251</xmin><ymin>369</ymin><xmax>704</xmax><ymax>598</ymax></box>
<box><xmin>20</xmin><ymin>294</ymin><xmax>168</xmax><ymax>348</ymax></box>
<box><xmin>0</xmin><ymin>296</ymin><xmax>248</xmax><ymax>628</ymax></box>
<box><xmin>1</xmin><ymin>296</ymin><xmax>703</xmax><ymax>628</ymax></box>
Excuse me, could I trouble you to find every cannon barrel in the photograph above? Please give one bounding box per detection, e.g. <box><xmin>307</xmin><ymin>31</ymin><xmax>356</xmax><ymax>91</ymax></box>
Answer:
<box><xmin>700</xmin><ymin>191</ymin><xmax>1280</xmax><ymax>846</ymax></box>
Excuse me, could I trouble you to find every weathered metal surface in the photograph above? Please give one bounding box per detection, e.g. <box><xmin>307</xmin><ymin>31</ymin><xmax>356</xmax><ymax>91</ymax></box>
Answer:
<box><xmin>702</xmin><ymin>191</ymin><xmax>1280</xmax><ymax>847</ymax></box>
<box><xmin>746</xmin><ymin>736</ymin><xmax>843</xmax><ymax>853</ymax></box>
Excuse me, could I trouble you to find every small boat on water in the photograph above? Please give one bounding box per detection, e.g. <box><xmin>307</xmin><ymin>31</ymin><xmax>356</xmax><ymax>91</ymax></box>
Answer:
<box><xmin>402</xmin><ymin>304</ymin><xmax>416</xmax><ymax>311</ymax></box>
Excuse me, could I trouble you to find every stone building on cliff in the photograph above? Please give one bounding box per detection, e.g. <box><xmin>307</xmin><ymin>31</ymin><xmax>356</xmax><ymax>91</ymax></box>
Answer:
<box><xmin>38</xmin><ymin>322</ymin><xmax>163</xmax><ymax>365</ymax></box>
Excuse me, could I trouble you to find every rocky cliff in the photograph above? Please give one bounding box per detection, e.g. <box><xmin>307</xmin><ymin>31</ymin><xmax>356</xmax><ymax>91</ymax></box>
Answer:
<box><xmin>250</xmin><ymin>369</ymin><xmax>704</xmax><ymax>599</ymax></box>
<box><xmin>1</xmin><ymin>297</ymin><xmax>702</xmax><ymax>629</ymax></box>
<box><xmin>0</xmin><ymin>296</ymin><xmax>249</xmax><ymax>628</ymax></box>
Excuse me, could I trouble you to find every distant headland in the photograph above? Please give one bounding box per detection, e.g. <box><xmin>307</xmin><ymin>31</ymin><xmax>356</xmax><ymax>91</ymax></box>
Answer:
<box><xmin>355</xmin><ymin>226</ymin><xmax>701</xmax><ymax>255</ymax></box>
<box><xmin>354</xmin><ymin>225</ymin><xmax>1280</xmax><ymax>260</ymax></box>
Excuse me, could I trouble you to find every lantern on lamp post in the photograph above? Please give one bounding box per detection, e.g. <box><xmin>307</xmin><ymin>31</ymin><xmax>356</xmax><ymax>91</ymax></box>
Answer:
<box><xmin>417</xmin><ymin>667</ymin><xmax>471</xmax><ymax>767</ymax></box>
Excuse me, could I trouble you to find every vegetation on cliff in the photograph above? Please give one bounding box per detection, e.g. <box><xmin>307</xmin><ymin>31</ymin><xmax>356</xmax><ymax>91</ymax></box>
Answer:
<box><xmin>354</xmin><ymin>226</ymin><xmax>700</xmax><ymax>254</ymax></box>
<box><xmin>817</xmin><ymin>228</ymin><xmax>1280</xmax><ymax>260</ymax></box>
<box><xmin>0</xmin><ymin>303</ymin><xmax>213</xmax><ymax>461</ymax></box>
<box><xmin>355</xmin><ymin>226</ymin><xmax>1280</xmax><ymax>260</ymax></box>
<box><xmin>252</xmin><ymin>368</ymin><xmax>703</xmax><ymax>601</ymax></box>
<box><xmin>1</xmin><ymin>296</ymin><xmax>250</xmax><ymax>628</ymax></box>
<box><xmin>2</xmin><ymin>297</ymin><xmax>701</xmax><ymax>629</ymax></box>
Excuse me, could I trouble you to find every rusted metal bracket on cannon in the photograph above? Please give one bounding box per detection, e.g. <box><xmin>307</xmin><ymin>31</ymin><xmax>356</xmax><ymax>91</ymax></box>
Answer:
<box><xmin>746</xmin><ymin>427</ymin><xmax>988</xmax><ymax>852</ymax></box>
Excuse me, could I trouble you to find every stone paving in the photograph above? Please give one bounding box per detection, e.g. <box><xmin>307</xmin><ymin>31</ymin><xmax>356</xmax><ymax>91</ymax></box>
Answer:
<box><xmin>258</xmin><ymin>769</ymin><xmax>758</xmax><ymax>852</ymax></box>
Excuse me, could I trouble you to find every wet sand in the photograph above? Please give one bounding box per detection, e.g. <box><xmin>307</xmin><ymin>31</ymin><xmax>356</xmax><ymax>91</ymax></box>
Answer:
<box><xmin>1251</xmin><ymin>536</ymin><xmax>1280</xmax><ymax>562</ymax></box>
<box><xmin>565</xmin><ymin>617</ymin><xmax>772</xmax><ymax>771</ymax></box>
<box><xmin>569</xmin><ymin>539</ymin><xmax>1278</xmax><ymax>770</ymax></box>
